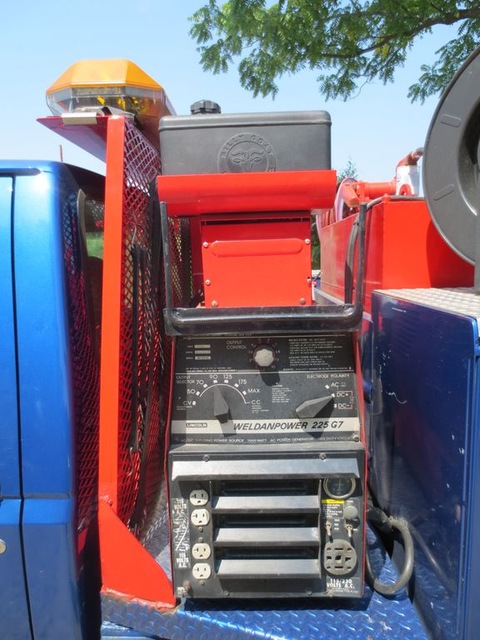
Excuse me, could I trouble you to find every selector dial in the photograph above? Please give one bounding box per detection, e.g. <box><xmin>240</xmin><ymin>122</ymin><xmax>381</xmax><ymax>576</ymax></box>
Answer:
<box><xmin>213</xmin><ymin>386</ymin><xmax>230</xmax><ymax>423</ymax></box>
<box><xmin>295</xmin><ymin>394</ymin><xmax>335</xmax><ymax>419</ymax></box>
<box><xmin>252</xmin><ymin>344</ymin><xmax>276</xmax><ymax>368</ymax></box>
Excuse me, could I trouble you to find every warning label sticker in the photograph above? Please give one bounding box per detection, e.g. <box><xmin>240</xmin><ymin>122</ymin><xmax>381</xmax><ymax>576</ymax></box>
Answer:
<box><xmin>171</xmin><ymin>498</ymin><xmax>191</xmax><ymax>569</ymax></box>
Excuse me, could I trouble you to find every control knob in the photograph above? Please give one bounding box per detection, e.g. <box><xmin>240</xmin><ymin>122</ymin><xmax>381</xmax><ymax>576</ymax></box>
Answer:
<box><xmin>213</xmin><ymin>386</ymin><xmax>230</xmax><ymax>423</ymax></box>
<box><xmin>295</xmin><ymin>394</ymin><xmax>335</xmax><ymax>419</ymax></box>
<box><xmin>252</xmin><ymin>344</ymin><xmax>276</xmax><ymax>368</ymax></box>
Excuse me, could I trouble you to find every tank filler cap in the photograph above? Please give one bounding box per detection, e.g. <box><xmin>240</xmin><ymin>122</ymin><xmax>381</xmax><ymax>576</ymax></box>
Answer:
<box><xmin>190</xmin><ymin>99</ymin><xmax>221</xmax><ymax>114</ymax></box>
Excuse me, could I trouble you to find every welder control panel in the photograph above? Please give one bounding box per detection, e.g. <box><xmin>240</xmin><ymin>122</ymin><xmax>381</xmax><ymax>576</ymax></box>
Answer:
<box><xmin>171</xmin><ymin>333</ymin><xmax>360</xmax><ymax>444</ymax></box>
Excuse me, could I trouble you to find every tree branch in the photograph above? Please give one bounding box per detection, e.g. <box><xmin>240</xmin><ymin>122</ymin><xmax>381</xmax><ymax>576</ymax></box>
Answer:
<box><xmin>321</xmin><ymin>8</ymin><xmax>480</xmax><ymax>61</ymax></box>
<box><xmin>189</xmin><ymin>1</ymin><xmax>480</xmax><ymax>102</ymax></box>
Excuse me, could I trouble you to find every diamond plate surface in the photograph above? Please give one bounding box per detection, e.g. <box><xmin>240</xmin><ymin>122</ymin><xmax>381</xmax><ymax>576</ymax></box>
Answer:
<box><xmin>380</xmin><ymin>287</ymin><xmax>480</xmax><ymax>320</ymax></box>
<box><xmin>101</xmin><ymin>528</ymin><xmax>429</xmax><ymax>640</ymax></box>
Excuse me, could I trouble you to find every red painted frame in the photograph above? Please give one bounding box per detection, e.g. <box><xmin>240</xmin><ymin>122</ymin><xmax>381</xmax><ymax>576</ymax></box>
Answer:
<box><xmin>98</xmin><ymin>116</ymin><xmax>175</xmax><ymax>606</ymax></box>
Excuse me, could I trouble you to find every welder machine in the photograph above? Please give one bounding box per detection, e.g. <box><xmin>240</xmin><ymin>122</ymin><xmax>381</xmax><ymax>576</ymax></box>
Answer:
<box><xmin>156</xmin><ymin>106</ymin><xmax>368</xmax><ymax>599</ymax></box>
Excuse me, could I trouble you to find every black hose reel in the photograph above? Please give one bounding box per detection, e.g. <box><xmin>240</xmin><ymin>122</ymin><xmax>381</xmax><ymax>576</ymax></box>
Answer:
<box><xmin>423</xmin><ymin>45</ymin><xmax>480</xmax><ymax>267</ymax></box>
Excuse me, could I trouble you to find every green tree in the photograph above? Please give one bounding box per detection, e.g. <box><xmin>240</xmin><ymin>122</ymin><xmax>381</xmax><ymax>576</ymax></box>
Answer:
<box><xmin>189</xmin><ymin>0</ymin><xmax>480</xmax><ymax>102</ymax></box>
<box><xmin>338</xmin><ymin>158</ymin><xmax>359</xmax><ymax>182</ymax></box>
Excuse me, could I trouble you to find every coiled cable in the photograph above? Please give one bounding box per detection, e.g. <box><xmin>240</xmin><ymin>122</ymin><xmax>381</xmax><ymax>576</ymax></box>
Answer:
<box><xmin>366</xmin><ymin>506</ymin><xmax>415</xmax><ymax>596</ymax></box>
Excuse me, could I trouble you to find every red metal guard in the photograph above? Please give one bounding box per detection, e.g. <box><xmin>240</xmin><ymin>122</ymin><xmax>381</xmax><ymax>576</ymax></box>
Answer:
<box><xmin>158</xmin><ymin>170</ymin><xmax>336</xmax><ymax>308</ymax></box>
<box><xmin>157</xmin><ymin>170</ymin><xmax>336</xmax><ymax>216</ymax></box>
<box><xmin>98</xmin><ymin>116</ymin><xmax>175</xmax><ymax>606</ymax></box>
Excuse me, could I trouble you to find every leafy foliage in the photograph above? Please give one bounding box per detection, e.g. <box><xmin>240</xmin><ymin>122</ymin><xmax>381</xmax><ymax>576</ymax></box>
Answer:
<box><xmin>338</xmin><ymin>158</ymin><xmax>359</xmax><ymax>181</ymax></box>
<box><xmin>189</xmin><ymin>0</ymin><xmax>480</xmax><ymax>102</ymax></box>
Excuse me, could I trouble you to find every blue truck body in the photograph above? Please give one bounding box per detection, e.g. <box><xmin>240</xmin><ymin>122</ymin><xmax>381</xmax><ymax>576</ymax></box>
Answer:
<box><xmin>0</xmin><ymin>162</ymin><xmax>101</xmax><ymax>639</ymax></box>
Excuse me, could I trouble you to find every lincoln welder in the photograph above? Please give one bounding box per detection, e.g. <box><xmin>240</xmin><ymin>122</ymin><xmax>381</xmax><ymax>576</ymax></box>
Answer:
<box><xmin>156</xmin><ymin>105</ymin><xmax>367</xmax><ymax>599</ymax></box>
<box><xmin>3</xmin><ymin>49</ymin><xmax>480</xmax><ymax>640</ymax></box>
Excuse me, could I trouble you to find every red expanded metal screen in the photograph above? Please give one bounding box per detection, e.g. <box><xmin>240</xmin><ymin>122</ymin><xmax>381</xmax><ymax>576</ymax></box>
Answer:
<box><xmin>101</xmin><ymin>118</ymin><xmax>170</xmax><ymax>535</ymax></box>
<box><xmin>168</xmin><ymin>216</ymin><xmax>194</xmax><ymax>308</ymax></box>
<box><xmin>61</xmin><ymin>180</ymin><xmax>100</xmax><ymax>543</ymax></box>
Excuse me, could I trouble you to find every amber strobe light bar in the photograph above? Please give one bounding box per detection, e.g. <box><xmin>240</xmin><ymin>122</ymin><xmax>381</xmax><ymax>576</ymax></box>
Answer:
<box><xmin>46</xmin><ymin>58</ymin><xmax>174</xmax><ymax>147</ymax></box>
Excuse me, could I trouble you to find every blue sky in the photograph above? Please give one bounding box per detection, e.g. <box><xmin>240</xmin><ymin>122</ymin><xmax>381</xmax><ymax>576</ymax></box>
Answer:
<box><xmin>1</xmin><ymin>1</ymin><xmax>458</xmax><ymax>182</ymax></box>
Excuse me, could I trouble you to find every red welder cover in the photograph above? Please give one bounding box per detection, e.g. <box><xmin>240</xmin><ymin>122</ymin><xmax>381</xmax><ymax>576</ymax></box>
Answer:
<box><xmin>201</xmin><ymin>218</ymin><xmax>312</xmax><ymax>307</ymax></box>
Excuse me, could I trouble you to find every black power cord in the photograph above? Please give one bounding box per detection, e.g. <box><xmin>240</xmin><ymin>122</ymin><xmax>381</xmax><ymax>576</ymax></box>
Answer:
<box><xmin>366</xmin><ymin>506</ymin><xmax>415</xmax><ymax>596</ymax></box>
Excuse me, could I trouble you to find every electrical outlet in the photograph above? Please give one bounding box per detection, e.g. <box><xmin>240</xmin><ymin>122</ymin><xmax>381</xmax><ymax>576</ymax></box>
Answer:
<box><xmin>189</xmin><ymin>489</ymin><xmax>209</xmax><ymax>506</ymax></box>
<box><xmin>191</xmin><ymin>508</ymin><xmax>210</xmax><ymax>526</ymax></box>
<box><xmin>324</xmin><ymin>539</ymin><xmax>357</xmax><ymax>575</ymax></box>
<box><xmin>192</xmin><ymin>542</ymin><xmax>211</xmax><ymax>560</ymax></box>
<box><xmin>192</xmin><ymin>563</ymin><xmax>212</xmax><ymax>580</ymax></box>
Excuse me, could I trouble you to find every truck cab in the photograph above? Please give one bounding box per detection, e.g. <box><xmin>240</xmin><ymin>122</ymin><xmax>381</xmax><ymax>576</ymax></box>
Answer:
<box><xmin>0</xmin><ymin>162</ymin><xmax>104</xmax><ymax>639</ymax></box>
